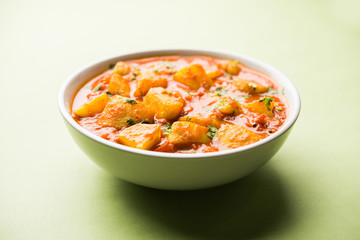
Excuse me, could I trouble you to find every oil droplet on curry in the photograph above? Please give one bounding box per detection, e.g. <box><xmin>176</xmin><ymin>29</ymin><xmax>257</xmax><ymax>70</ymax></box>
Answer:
<box><xmin>72</xmin><ymin>56</ymin><xmax>288</xmax><ymax>153</ymax></box>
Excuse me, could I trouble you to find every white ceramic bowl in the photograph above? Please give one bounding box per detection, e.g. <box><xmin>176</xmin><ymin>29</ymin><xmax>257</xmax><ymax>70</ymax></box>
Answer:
<box><xmin>58</xmin><ymin>48</ymin><xmax>300</xmax><ymax>190</ymax></box>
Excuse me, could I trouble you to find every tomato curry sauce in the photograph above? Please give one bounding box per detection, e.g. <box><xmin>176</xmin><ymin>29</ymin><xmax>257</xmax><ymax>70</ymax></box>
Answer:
<box><xmin>72</xmin><ymin>56</ymin><xmax>287</xmax><ymax>153</ymax></box>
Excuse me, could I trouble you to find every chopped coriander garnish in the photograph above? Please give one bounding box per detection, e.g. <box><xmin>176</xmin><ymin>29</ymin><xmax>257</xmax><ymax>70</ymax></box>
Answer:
<box><xmin>268</xmin><ymin>86</ymin><xmax>285</xmax><ymax>95</ymax></box>
<box><xmin>126</xmin><ymin>118</ymin><xmax>137</xmax><ymax>126</ymax></box>
<box><xmin>205</xmin><ymin>99</ymin><xmax>229</xmax><ymax>111</ymax></box>
<box><xmin>248</xmin><ymin>82</ymin><xmax>258</xmax><ymax>91</ymax></box>
<box><xmin>109</xmin><ymin>63</ymin><xmax>115</xmax><ymax>69</ymax></box>
<box><xmin>276</xmin><ymin>107</ymin><xmax>283</xmax><ymax>111</ymax></box>
<box><xmin>161</xmin><ymin>61</ymin><xmax>176</xmax><ymax>68</ymax></box>
<box><xmin>126</xmin><ymin>119</ymin><xmax>149</xmax><ymax>126</ymax></box>
<box><xmin>235</xmin><ymin>96</ymin><xmax>249</xmax><ymax>102</ymax></box>
<box><xmin>207</xmin><ymin>125</ymin><xmax>218</xmax><ymax>139</ymax></box>
<box><xmin>153</xmin><ymin>69</ymin><xmax>159</xmax><ymax>73</ymax></box>
<box><xmin>122</xmin><ymin>98</ymin><xmax>137</xmax><ymax>105</ymax></box>
<box><xmin>214</xmin><ymin>87</ymin><xmax>228</xmax><ymax>96</ymax></box>
<box><xmin>267</xmin><ymin>86</ymin><xmax>276</xmax><ymax>94</ymax></box>
<box><xmin>208</xmin><ymin>105</ymin><xmax>219</xmax><ymax>111</ymax></box>
<box><xmin>259</xmin><ymin>97</ymin><xmax>274</xmax><ymax>111</ymax></box>
<box><xmin>163</xmin><ymin>123</ymin><xmax>172</xmax><ymax>135</ymax></box>
<box><xmin>206</xmin><ymin>102</ymin><xmax>222</xmax><ymax>111</ymax></box>
<box><xmin>185</xmin><ymin>91</ymin><xmax>195</xmax><ymax>96</ymax></box>
<box><xmin>92</xmin><ymin>83</ymin><xmax>103</xmax><ymax>91</ymax></box>
<box><xmin>106</xmin><ymin>91</ymin><xmax>113</xmax><ymax>97</ymax></box>
<box><xmin>217</xmin><ymin>99</ymin><xmax>227</xmax><ymax>106</ymax></box>
<box><xmin>133</xmin><ymin>68</ymin><xmax>140</xmax><ymax>75</ymax></box>
<box><xmin>184</xmin><ymin>116</ymin><xmax>192</xmax><ymax>122</ymax></box>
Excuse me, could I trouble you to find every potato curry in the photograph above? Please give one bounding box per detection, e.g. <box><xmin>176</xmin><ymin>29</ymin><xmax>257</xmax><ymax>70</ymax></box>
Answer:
<box><xmin>72</xmin><ymin>56</ymin><xmax>287</xmax><ymax>153</ymax></box>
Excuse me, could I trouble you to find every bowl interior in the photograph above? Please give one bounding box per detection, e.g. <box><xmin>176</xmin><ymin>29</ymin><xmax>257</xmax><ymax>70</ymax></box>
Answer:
<box><xmin>59</xmin><ymin>48</ymin><xmax>300</xmax><ymax>158</ymax></box>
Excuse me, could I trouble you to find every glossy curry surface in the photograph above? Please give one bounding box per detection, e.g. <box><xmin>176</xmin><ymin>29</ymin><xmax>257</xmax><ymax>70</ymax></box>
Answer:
<box><xmin>72</xmin><ymin>56</ymin><xmax>288</xmax><ymax>153</ymax></box>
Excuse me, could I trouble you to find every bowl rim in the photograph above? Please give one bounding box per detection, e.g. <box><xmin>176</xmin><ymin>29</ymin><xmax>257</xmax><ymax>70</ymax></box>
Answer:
<box><xmin>58</xmin><ymin>47</ymin><xmax>301</xmax><ymax>159</ymax></box>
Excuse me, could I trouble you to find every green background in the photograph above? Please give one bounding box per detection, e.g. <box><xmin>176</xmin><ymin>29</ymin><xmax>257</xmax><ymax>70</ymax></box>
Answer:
<box><xmin>1</xmin><ymin>0</ymin><xmax>359</xmax><ymax>239</ymax></box>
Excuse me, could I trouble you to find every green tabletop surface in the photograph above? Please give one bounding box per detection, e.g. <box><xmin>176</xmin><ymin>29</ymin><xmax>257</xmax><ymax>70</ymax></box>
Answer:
<box><xmin>1</xmin><ymin>0</ymin><xmax>359</xmax><ymax>239</ymax></box>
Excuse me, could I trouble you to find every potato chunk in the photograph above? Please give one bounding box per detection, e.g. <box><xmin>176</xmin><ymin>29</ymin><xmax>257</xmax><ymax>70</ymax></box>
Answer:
<box><xmin>134</xmin><ymin>71</ymin><xmax>168</xmax><ymax>96</ymax></box>
<box><xmin>73</xmin><ymin>94</ymin><xmax>110</xmax><ymax>117</ymax></box>
<box><xmin>97</xmin><ymin>95</ymin><xmax>153</xmax><ymax>129</ymax></box>
<box><xmin>234</xmin><ymin>78</ymin><xmax>268</xmax><ymax>94</ymax></box>
<box><xmin>243</xmin><ymin>97</ymin><xmax>275</xmax><ymax>117</ymax></box>
<box><xmin>214</xmin><ymin>96</ymin><xmax>242</xmax><ymax>116</ymax></box>
<box><xmin>118</xmin><ymin>124</ymin><xmax>161</xmax><ymax>150</ymax></box>
<box><xmin>168</xmin><ymin>122</ymin><xmax>210</xmax><ymax>145</ymax></box>
<box><xmin>179</xmin><ymin>113</ymin><xmax>222</xmax><ymax>128</ymax></box>
<box><xmin>173</xmin><ymin>64</ymin><xmax>212</xmax><ymax>90</ymax></box>
<box><xmin>108</xmin><ymin>73</ymin><xmax>131</xmax><ymax>97</ymax></box>
<box><xmin>207</xmin><ymin>68</ymin><xmax>223</xmax><ymax>79</ymax></box>
<box><xmin>219</xmin><ymin>60</ymin><xmax>241</xmax><ymax>75</ymax></box>
<box><xmin>113</xmin><ymin>61</ymin><xmax>131</xmax><ymax>75</ymax></box>
<box><xmin>217</xmin><ymin>124</ymin><xmax>260</xmax><ymax>148</ymax></box>
<box><xmin>143</xmin><ymin>87</ymin><xmax>185</xmax><ymax>120</ymax></box>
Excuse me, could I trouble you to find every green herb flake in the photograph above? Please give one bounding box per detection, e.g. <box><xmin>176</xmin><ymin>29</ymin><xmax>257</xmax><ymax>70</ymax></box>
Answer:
<box><xmin>92</xmin><ymin>83</ymin><xmax>103</xmax><ymax>91</ymax></box>
<box><xmin>267</xmin><ymin>86</ymin><xmax>284</xmax><ymax>95</ymax></box>
<box><xmin>161</xmin><ymin>61</ymin><xmax>176</xmax><ymax>68</ymax></box>
<box><xmin>232</xmin><ymin>60</ymin><xmax>239</xmax><ymax>68</ymax></box>
<box><xmin>207</xmin><ymin>125</ymin><xmax>218</xmax><ymax>139</ymax></box>
<box><xmin>208</xmin><ymin>102</ymin><xmax>219</xmax><ymax>112</ymax></box>
<box><xmin>259</xmin><ymin>97</ymin><xmax>274</xmax><ymax>111</ymax></box>
<box><xmin>126</xmin><ymin>118</ymin><xmax>137</xmax><ymax>126</ymax></box>
<box><xmin>163</xmin><ymin>123</ymin><xmax>172</xmax><ymax>135</ymax></box>
<box><xmin>109</xmin><ymin>63</ymin><xmax>115</xmax><ymax>69</ymax></box>
<box><xmin>235</xmin><ymin>96</ymin><xmax>249</xmax><ymax>102</ymax></box>
<box><xmin>153</xmin><ymin>69</ymin><xmax>159</xmax><ymax>73</ymax></box>
<box><xmin>185</xmin><ymin>91</ymin><xmax>195</xmax><ymax>96</ymax></box>
<box><xmin>106</xmin><ymin>91</ymin><xmax>113</xmax><ymax>97</ymax></box>
<box><xmin>133</xmin><ymin>68</ymin><xmax>140</xmax><ymax>76</ymax></box>
<box><xmin>218</xmin><ymin>99</ymin><xmax>227</xmax><ymax>106</ymax></box>
<box><xmin>214</xmin><ymin>87</ymin><xmax>228</xmax><ymax>96</ymax></box>
<box><xmin>248</xmin><ymin>82</ymin><xmax>258</xmax><ymax>91</ymax></box>
<box><xmin>126</xmin><ymin>119</ymin><xmax>149</xmax><ymax>126</ymax></box>
<box><xmin>184</xmin><ymin>117</ymin><xmax>192</xmax><ymax>122</ymax></box>
<box><xmin>276</xmin><ymin>107</ymin><xmax>283</xmax><ymax>111</ymax></box>
<box><xmin>122</xmin><ymin>98</ymin><xmax>137</xmax><ymax>105</ymax></box>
